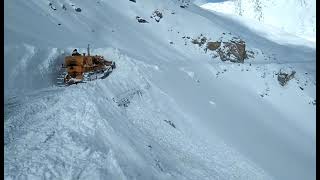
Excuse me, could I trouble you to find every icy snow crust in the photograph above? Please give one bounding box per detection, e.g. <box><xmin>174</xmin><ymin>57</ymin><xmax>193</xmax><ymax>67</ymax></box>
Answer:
<box><xmin>4</xmin><ymin>0</ymin><xmax>315</xmax><ymax>180</ymax></box>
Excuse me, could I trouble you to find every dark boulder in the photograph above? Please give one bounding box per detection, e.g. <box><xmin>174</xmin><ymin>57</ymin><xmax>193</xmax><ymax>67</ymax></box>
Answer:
<box><xmin>75</xmin><ymin>8</ymin><xmax>82</xmax><ymax>12</ymax></box>
<box><xmin>206</xmin><ymin>41</ymin><xmax>221</xmax><ymax>51</ymax></box>
<box><xmin>136</xmin><ymin>16</ymin><xmax>148</xmax><ymax>23</ymax></box>
<box><xmin>277</xmin><ymin>70</ymin><xmax>296</xmax><ymax>86</ymax></box>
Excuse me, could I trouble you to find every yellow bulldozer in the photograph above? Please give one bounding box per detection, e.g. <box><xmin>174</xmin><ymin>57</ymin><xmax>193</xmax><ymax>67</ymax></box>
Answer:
<box><xmin>57</xmin><ymin>45</ymin><xmax>116</xmax><ymax>86</ymax></box>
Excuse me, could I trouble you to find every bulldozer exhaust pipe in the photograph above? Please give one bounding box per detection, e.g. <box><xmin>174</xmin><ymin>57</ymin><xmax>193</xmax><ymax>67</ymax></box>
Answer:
<box><xmin>87</xmin><ymin>44</ymin><xmax>90</xmax><ymax>56</ymax></box>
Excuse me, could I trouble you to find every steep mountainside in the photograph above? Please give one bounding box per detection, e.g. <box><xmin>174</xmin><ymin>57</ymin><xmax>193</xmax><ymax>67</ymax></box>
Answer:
<box><xmin>4</xmin><ymin>0</ymin><xmax>315</xmax><ymax>179</ymax></box>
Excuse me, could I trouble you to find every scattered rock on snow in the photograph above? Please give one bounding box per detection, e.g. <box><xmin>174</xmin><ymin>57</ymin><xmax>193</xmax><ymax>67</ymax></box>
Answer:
<box><xmin>49</xmin><ymin>2</ymin><xmax>57</xmax><ymax>10</ymax></box>
<box><xmin>75</xmin><ymin>8</ymin><xmax>82</xmax><ymax>12</ymax></box>
<box><xmin>190</xmin><ymin>35</ymin><xmax>249</xmax><ymax>63</ymax></box>
<box><xmin>277</xmin><ymin>69</ymin><xmax>296</xmax><ymax>86</ymax></box>
<box><xmin>177</xmin><ymin>0</ymin><xmax>190</xmax><ymax>8</ymax></box>
<box><xmin>151</xmin><ymin>10</ymin><xmax>163</xmax><ymax>22</ymax></box>
<box><xmin>164</xmin><ymin>120</ymin><xmax>176</xmax><ymax>128</ymax></box>
<box><xmin>191</xmin><ymin>35</ymin><xmax>207</xmax><ymax>47</ymax></box>
<box><xmin>136</xmin><ymin>16</ymin><xmax>148</xmax><ymax>23</ymax></box>
<box><xmin>246</xmin><ymin>50</ymin><xmax>255</xmax><ymax>58</ymax></box>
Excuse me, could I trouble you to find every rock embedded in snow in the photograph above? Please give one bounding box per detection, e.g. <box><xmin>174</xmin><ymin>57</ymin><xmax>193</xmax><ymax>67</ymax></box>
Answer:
<box><xmin>151</xmin><ymin>10</ymin><xmax>163</xmax><ymax>22</ymax></box>
<box><xmin>246</xmin><ymin>50</ymin><xmax>255</xmax><ymax>58</ymax></box>
<box><xmin>62</xmin><ymin>5</ymin><xmax>67</xmax><ymax>10</ymax></box>
<box><xmin>192</xmin><ymin>35</ymin><xmax>248</xmax><ymax>63</ymax></box>
<box><xmin>217</xmin><ymin>39</ymin><xmax>247</xmax><ymax>63</ymax></box>
<box><xmin>191</xmin><ymin>35</ymin><xmax>207</xmax><ymax>47</ymax></box>
<box><xmin>136</xmin><ymin>16</ymin><xmax>149</xmax><ymax>23</ymax></box>
<box><xmin>49</xmin><ymin>2</ymin><xmax>57</xmax><ymax>11</ymax></box>
<box><xmin>206</xmin><ymin>41</ymin><xmax>221</xmax><ymax>51</ymax></box>
<box><xmin>178</xmin><ymin>0</ymin><xmax>190</xmax><ymax>8</ymax></box>
<box><xmin>277</xmin><ymin>70</ymin><xmax>296</xmax><ymax>86</ymax></box>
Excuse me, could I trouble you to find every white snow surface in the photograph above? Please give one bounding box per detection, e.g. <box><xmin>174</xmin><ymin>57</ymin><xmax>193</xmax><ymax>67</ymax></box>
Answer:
<box><xmin>4</xmin><ymin>0</ymin><xmax>315</xmax><ymax>180</ymax></box>
<box><xmin>201</xmin><ymin>0</ymin><xmax>316</xmax><ymax>42</ymax></box>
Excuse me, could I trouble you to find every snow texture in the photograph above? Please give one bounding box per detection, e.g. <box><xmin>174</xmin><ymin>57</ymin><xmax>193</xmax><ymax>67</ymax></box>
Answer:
<box><xmin>4</xmin><ymin>0</ymin><xmax>315</xmax><ymax>180</ymax></box>
<box><xmin>201</xmin><ymin>0</ymin><xmax>316</xmax><ymax>42</ymax></box>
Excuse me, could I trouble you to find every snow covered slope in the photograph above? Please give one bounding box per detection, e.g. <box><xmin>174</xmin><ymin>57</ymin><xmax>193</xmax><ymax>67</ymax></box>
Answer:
<box><xmin>4</xmin><ymin>0</ymin><xmax>316</xmax><ymax>179</ymax></box>
<box><xmin>201</xmin><ymin>0</ymin><xmax>316</xmax><ymax>42</ymax></box>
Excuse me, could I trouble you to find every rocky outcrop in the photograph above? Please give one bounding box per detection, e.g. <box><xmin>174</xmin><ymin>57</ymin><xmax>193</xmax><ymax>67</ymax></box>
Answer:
<box><xmin>277</xmin><ymin>70</ymin><xmax>296</xmax><ymax>86</ymax></box>
<box><xmin>190</xmin><ymin>34</ymin><xmax>249</xmax><ymax>63</ymax></box>
<box><xmin>217</xmin><ymin>39</ymin><xmax>247</xmax><ymax>63</ymax></box>
<box><xmin>206</xmin><ymin>38</ymin><xmax>247</xmax><ymax>63</ymax></box>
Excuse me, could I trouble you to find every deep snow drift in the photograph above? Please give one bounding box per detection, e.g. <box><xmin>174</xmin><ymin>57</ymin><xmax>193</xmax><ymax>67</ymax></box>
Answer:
<box><xmin>4</xmin><ymin>0</ymin><xmax>316</xmax><ymax>180</ymax></box>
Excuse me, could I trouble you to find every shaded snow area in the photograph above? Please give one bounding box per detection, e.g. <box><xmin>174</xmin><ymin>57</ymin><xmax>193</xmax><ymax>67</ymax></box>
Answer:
<box><xmin>4</xmin><ymin>0</ymin><xmax>315</xmax><ymax>180</ymax></box>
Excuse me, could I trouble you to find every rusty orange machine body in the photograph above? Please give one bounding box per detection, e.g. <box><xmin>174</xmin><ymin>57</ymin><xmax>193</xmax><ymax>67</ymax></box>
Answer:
<box><xmin>62</xmin><ymin>48</ymin><xmax>115</xmax><ymax>85</ymax></box>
